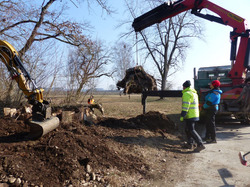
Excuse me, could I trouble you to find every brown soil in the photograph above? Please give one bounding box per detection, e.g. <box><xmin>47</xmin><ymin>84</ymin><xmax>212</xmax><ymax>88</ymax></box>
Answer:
<box><xmin>0</xmin><ymin>111</ymin><xmax>191</xmax><ymax>186</ymax></box>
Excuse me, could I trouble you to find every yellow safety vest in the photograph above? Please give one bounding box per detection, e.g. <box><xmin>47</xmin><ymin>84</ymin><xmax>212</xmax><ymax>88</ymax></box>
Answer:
<box><xmin>182</xmin><ymin>87</ymin><xmax>199</xmax><ymax>119</ymax></box>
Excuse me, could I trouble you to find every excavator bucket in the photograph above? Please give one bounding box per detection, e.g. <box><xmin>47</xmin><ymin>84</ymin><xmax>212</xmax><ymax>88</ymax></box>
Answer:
<box><xmin>27</xmin><ymin>116</ymin><xmax>60</xmax><ymax>139</ymax></box>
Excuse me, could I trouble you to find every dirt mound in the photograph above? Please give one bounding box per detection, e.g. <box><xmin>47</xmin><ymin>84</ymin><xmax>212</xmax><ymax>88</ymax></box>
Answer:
<box><xmin>100</xmin><ymin>111</ymin><xmax>176</xmax><ymax>132</ymax></box>
<box><xmin>131</xmin><ymin>111</ymin><xmax>177</xmax><ymax>132</ymax></box>
<box><xmin>0</xmin><ymin>111</ymin><xmax>187</xmax><ymax>186</ymax></box>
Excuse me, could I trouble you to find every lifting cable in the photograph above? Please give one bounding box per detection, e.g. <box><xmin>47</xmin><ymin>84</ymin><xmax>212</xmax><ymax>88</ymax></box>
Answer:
<box><xmin>136</xmin><ymin>32</ymin><xmax>139</xmax><ymax>66</ymax></box>
<box><xmin>134</xmin><ymin>33</ymin><xmax>145</xmax><ymax>91</ymax></box>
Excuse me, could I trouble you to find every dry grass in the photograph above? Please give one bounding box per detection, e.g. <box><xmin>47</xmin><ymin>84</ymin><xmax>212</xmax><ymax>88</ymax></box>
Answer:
<box><xmin>88</xmin><ymin>94</ymin><xmax>182</xmax><ymax>119</ymax></box>
<box><xmin>49</xmin><ymin>92</ymin><xmax>182</xmax><ymax>121</ymax></box>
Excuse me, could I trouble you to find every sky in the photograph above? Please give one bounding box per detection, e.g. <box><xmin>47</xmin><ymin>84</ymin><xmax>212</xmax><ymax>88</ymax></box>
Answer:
<box><xmin>68</xmin><ymin>0</ymin><xmax>250</xmax><ymax>90</ymax></box>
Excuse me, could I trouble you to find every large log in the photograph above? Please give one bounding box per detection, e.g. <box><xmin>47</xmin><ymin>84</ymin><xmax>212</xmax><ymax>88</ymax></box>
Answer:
<box><xmin>3</xmin><ymin>108</ymin><xmax>17</xmax><ymax>117</ymax></box>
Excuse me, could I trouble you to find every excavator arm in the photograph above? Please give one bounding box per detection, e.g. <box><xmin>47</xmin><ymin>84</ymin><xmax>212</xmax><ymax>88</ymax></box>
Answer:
<box><xmin>0</xmin><ymin>40</ymin><xmax>59</xmax><ymax>139</ymax></box>
<box><xmin>132</xmin><ymin>0</ymin><xmax>250</xmax><ymax>85</ymax></box>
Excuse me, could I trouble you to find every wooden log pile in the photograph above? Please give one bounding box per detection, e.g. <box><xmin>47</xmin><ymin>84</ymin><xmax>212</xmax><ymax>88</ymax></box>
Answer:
<box><xmin>3</xmin><ymin>103</ymin><xmax>103</xmax><ymax>125</ymax></box>
<box><xmin>116</xmin><ymin>66</ymin><xmax>157</xmax><ymax>94</ymax></box>
<box><xmin>3</xmin><ymin>104</ymin><xmax>32</xmax><ymax>121</ymax></box>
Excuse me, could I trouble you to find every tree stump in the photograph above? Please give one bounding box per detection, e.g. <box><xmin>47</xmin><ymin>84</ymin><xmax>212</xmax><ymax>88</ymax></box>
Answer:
<box><xmin>61</xmin><ymin>111</ymin><xmax>75</xmax><ymax>124</ymax></box>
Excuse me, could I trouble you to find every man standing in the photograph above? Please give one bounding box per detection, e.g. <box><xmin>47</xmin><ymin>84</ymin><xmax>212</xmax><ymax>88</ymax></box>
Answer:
<box><xmin>180</xmin><ymin>80</ymin><xmax>205</xmax><ymax>152</ymax></box>
<box><xmin>203</xmin><ymin>80</ymin><xmax>222</xmax><ymax>143</ymax></box>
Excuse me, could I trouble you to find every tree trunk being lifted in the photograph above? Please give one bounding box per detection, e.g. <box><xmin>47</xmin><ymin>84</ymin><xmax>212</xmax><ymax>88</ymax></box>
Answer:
<box><xmin>116</xmin><ymin>66</ymin><xmax>157</xmax><ymax>94</ymax></box>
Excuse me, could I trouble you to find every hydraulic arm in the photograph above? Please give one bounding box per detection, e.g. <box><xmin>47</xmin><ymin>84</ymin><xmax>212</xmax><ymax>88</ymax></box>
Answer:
<box><xmin>0</xmin><ymin>40</ymin><xmax>59</xmax><ymax>139</ymax></box>
<box><xmin>0</xmin><ymin>40</ymin><xmax>50</xmax><ymax>119</ymax></box>
<box><xmin>132</xmin><ymin>0</ymin><xmax>247</xmax><ymax>33</ymax></box>
<box><xmin>132</xmin><ymin>0</ymin><xmax>250</xmax><ymax>86</ymax></box>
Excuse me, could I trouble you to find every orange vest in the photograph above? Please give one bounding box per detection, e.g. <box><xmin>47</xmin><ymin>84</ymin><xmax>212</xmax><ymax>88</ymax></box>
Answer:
<box><xmin>88</xmin><ymin>99</ymin><xmax>95</xmax><ymax>104</ymax></box>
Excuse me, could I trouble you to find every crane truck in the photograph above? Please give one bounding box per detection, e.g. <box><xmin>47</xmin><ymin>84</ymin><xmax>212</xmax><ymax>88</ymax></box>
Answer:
<box><xmin>132</xmin><ymin>0</ymin><xmax>250</xmax><ymax>123</ymax></box>
<box><xmin>0</xmin><ymin>40</ymin><xmax>59</xmax><ymax>139</ymax></box>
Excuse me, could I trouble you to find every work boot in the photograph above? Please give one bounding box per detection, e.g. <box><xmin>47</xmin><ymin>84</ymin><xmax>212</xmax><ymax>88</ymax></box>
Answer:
<box><xmin>181</xmin><ymin>142</ymin><xmax>194</xmax><ymax>149</ymax></box>
<box><xmin>194</xmin><ymin>145</ymin><xmax>205</xmax><ymax>152</ymax></box>
<box><xmin>205</xmin><ymin>138</ymin><xmax>212</xmax><ymax>143</ymax></box>
<box><xmin>206</xmin><ymin>139</ymin><xmax>217</xmax><ymax>144</ymax></box>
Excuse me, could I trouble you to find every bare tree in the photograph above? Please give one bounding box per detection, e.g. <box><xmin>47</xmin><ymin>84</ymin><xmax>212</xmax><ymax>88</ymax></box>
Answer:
<box><xmin>0</xmin><ymin>0</ymin><xmax>112</xmax><ymax>53</ymax></box>
<box><xmin>112</xmin><ymin>41</ymin><xmax>135</xmax><ymax>82</ymax></box>
<box><xmin>0</xmin><ymin>0</ymin><xmax>113</xmax><ymax>104</ymax></box>
<box><xmin>67</xmin><ymin>39</ymin><xmax>112</xmax><ymax>100</ymax></box>
<box><xmin>125</xmin><ymin>0</ymin><xmax>203</xmax><ymax>90</ymax></box>
<box><xmin>0</xmin><ymin>0</ymin><xmax>90</xmax><ymax>57</ymax></box>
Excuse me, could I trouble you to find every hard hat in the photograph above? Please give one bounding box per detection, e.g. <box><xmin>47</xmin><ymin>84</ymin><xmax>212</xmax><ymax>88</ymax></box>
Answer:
<box><xmin>211</xmin><ymin>80</ymin><xmax>220</xmax><ymax>87</ymax></box>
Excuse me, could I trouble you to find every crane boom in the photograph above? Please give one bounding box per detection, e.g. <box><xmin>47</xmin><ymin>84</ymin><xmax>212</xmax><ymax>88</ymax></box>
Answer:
<box><xmin>132</xmin><ymin>0</ymin><xmax>247</xmax><ymax>33</ymax></box>
<box><xmin>132</xmin><ymin>0</ymin><xmax>250</xmax><ymax>85</ymax></box>
<box><xmin>132</xmin><ymin>0</ymin><xmax>250</xmax><ymax>122</ymax></box>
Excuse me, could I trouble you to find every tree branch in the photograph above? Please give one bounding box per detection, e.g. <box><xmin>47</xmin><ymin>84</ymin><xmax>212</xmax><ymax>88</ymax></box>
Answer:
<box><xmin>19</xmin><ymin>0</ymin><xmax>56</xmax><ymax>57</ymax></box>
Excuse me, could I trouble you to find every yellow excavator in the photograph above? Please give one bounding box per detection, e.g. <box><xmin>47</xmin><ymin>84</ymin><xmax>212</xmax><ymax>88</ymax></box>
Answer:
<box><xmin>0</xmin><ymin>40</ymin><xmax>59</xmax><ymax>139</ymax></box>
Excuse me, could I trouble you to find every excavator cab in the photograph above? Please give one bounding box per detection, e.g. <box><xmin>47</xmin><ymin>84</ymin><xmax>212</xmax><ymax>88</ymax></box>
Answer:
<box><xmin>0</xmin><ymin>40</ymin><xmax>59</xmax><ymax>139</ymax></box>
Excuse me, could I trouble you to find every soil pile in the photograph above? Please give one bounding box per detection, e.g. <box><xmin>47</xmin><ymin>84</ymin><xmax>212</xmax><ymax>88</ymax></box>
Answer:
<box><xmin>0</xmin><ymin>111</ymin><xmax>189</xmax><ymax>186</ymax></box>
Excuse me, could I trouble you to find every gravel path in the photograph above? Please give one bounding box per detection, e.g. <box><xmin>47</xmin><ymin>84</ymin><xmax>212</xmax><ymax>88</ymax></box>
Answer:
<box><xmin>176</xmin><ymin>120</ymin><xmax>250</xmax><ymax>187</ymax></box>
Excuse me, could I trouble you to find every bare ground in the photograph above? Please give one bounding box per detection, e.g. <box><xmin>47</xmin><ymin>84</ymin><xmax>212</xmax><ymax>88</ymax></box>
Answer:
<box><xmin>0</xmin><ymin>110</ymin><xmax>193</xmax><ymax>187</ymax></box>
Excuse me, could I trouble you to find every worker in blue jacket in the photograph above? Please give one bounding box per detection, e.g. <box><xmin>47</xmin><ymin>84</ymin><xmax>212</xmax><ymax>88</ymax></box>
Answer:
<box><xmin>203</xmin><ymin>80</ymin><xmax>223</xmax><ymax>143</ymax></box>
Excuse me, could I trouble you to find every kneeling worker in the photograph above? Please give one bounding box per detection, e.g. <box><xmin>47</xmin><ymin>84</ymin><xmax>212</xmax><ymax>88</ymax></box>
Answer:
<box><xmin>88</xmin><ymin>95</ymin><xmax>95</xmax><ymax>105</ymax></box>
<box><xmin>87</xmin><ymin>95</ymin><xmax>104</xmax><ymax>115</ymax></box>
<box><xmin>180</xmin><ymin>80</ymin><xmax>205</xmax><ymax>152</ymax></box>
